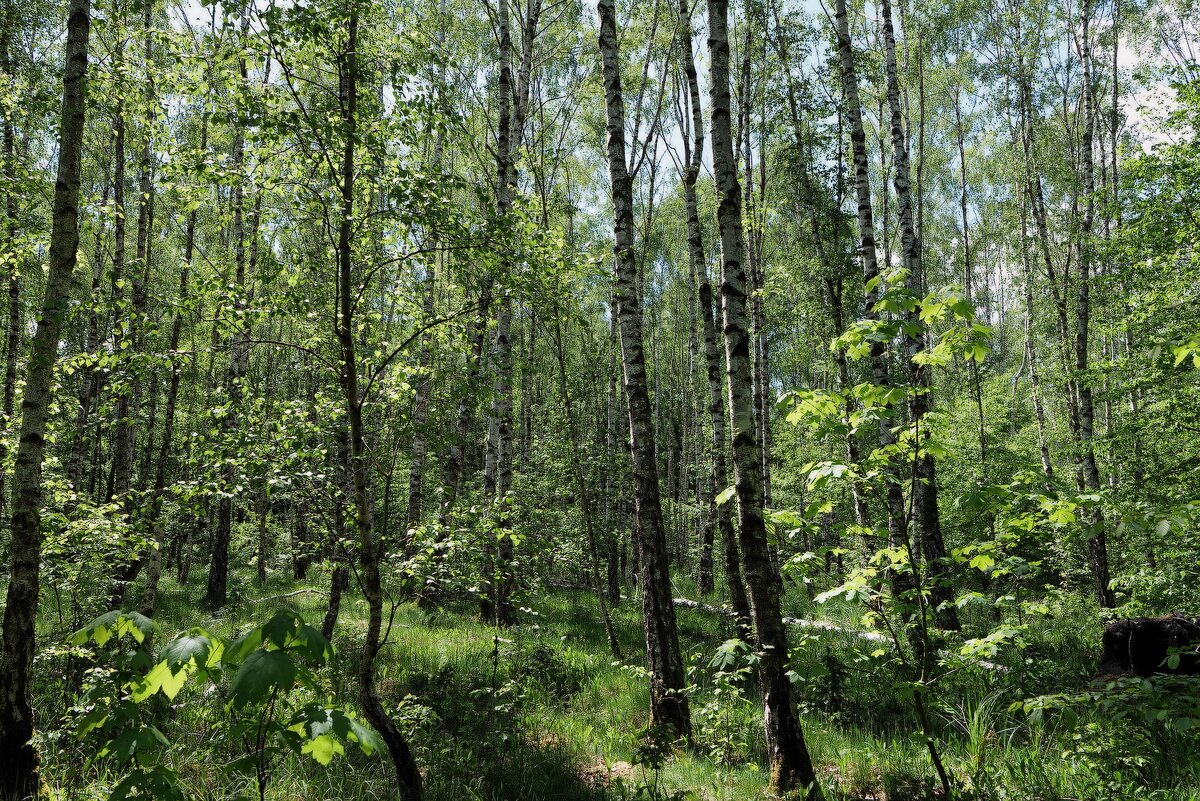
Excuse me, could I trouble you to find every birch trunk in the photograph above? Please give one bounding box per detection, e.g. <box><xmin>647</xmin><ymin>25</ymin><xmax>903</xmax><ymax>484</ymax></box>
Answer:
<box><xmin>334</xmin><ymin>10</ymin><xmax>422</xmax><ymax>795</ymax></box>
<box><xmin>0</xmin><ymin>20</ymin><xmax>21</xmax><ymax>520</ymax></box>
<box><xmin>598</xmin><ymin>0</ymin><xmax>691</xmax><ymax>737</ymax></box>
<box><xmin>0</xmin><ymin>0</ymin><xmax>89</xmax><ymax>792</ymax></box>
<box><xmin>204</xmin><ymin>59</ymin><xmax>248</xmax><ymax>609</ymax></box>
<box><xmin>708</xmin><ymin>0</ymin><xmax>819</xmax><ymax>793</ymax></box>
<box><xmin>676</xmin><ymin>0</ymin><xmax>748</xmax><ymax>618</ymax></box>
<box><xmin>405</xmin><ymin>258</ymin><xmax>435</xmax><ymax>534</ymax></box>
<box><xmin>879</xmin><ymin>0</ymin><xmax>959</xmax><ymax>629</ymax></box>
<box><xmin>833</xmin><ymin>0</ymin><xmax>909</xmax><ymax>570</ymax></box>
<box><xmin>141</xmin><ymin>115</ymin><xmax>205</xmax><ymax>617</ymax></box>
<box><xmin>1074</xmin><ymin>0</ymin><xmax>1114</xmax><ymax>608</ymax></box>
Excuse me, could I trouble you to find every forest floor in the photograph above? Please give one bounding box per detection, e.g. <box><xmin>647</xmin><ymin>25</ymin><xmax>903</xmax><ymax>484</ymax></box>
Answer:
<box><xmin>35</xmin><ymin>565</ymin><xmax>1200</xmax><ymax>801</ymax></box>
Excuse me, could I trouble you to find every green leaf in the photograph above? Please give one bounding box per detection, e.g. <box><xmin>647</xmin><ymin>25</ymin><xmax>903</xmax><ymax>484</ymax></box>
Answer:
<box><xmin>968</xmin><ymin>554</ymin><xmax>996</xmax><ymax>572</ymax></box>
<box><xmin>71</xmin><ymin>611</ymin><xmax>160</xmax><ymax>648</ymax></box>
<box><xmin>344</xmin><ymin>715</ymin><xmax>384</xmax><ymax>756</ymax></box>
<box><xmin>225</xmin><ymin>626</ymin><xmax>264</xmax><ymax>665</ymax></box>
<box><xmin>229</xmin><ymin>649</ymin><xmax>297</xmax><ymax>708</ymax></box>
<box><xmin>302</xmin><ymin>732</ymin><xmax>344</xmax><ymax>765</ymax></box>
<box><xmin>162</xmin><ymin>632</ymin><xmax>214</xmax><ymax>671</ymax></box>
<box><xmin>133</xmin><ymin>660</ymin><xmax>190</xmax><ymax>702</ymax></box>
<box><xmin>263</xmin><ymin>611</ymin><xmax>300</xmax><ymax>649</ymax></box>
<box><xmin>715</xmin><ymin>486</ymin><xmax>735</xmax><ymax>506</ymax></box>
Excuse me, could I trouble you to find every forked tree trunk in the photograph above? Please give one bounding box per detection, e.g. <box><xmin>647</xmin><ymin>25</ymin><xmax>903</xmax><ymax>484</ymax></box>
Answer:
<box><xmin>0</xmin><ymin>1</ymin><xmax>90</xmax><ymax>794</ymax></box>
<box><xmin>598</xmin><ymin>0</ymin><xmax>691</xmax><ymax>739</ymax></box>
<box><xmin>708</xmin><ymin>0</ymin><xmax>819</xmax><ymax>794</ymax></box>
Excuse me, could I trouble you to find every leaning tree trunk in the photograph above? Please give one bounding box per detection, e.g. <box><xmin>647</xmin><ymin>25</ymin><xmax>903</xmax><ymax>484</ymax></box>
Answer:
<box><xmin>598</xmin><ymin>0</ymin><xmax>691</xmax><ymax>739</ymax></box>
<box><xmin>0</xmin><ymin>1</ymin><xmax>89</xmax><ymax>794</ymax></box>
<box><xmin>334</xmin><ymin>10</ymin><xmax>423</xmax><ymax>797</ymax></box>
<box><xmin>707</xmin><ymin>0</ymin><xmax>819</xmax><ymax>794</ymax></box>
<box><xmin>0</xmin><ymin>20</ymin><xmax>23</xmax><ymax>522</ymax></box>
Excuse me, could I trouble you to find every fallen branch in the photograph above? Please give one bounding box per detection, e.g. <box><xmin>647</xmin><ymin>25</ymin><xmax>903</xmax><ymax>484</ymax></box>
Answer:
<box><xmin>248</xmin><ymin>587</ymin><xmax>324</xmax><ymax>604</ymax></box>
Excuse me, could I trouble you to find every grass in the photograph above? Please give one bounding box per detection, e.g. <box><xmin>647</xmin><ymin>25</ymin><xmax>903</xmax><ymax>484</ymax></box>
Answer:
<box><xmin>30</xmin><ymin>562</ymin><xmax>1200</xmax><ymax>801</ymax></box>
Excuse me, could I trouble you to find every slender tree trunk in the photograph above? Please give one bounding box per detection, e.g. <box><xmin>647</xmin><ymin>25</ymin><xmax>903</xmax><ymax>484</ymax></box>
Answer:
<box><xmin>205</xmin><ymin>42</ymin><xmax>249</xmax><ymax>610</ymax></box>
<box><xmin>110</xmin><ymin>92</ymin><xmax>132</xmax><ymax>503</ymax></box>
<box><xmin>140</xmin><ymin>117</ymin><xmax>204</xmax><ymax>617</ymax></box>
<box><xmin>955</xmin><ymin>81</ymin><xmax>987</xmax><ymax>472</ymax></box>
<box><xmin>1015</xmin><ymin>171</ymin><xmax>1055</xmax><ymax>486</ymax></box>
<box><xmin>767</xmin><ymin>0</ymin><xmax>871</xmax><ymax>551</ymax></box>
<box><xmin>833</xmin><ymin>0</ymin><xmax>909</xmax><ymax>572</ymax></box>
<box><xmin>598</xmin><ymin>0</ymin><xmax>691</xmax><ymax>738</ymax></box>
<box><xmin>334</xmin><ymin>11</ymin><xmax>422</xmax><ymax>796</ymax></box>
<box><xmin>1074</xmin><ymin>0</ymin><xmax>1114</xmax><ymax>608</ymax></box>
<box><xmin>0</xmin><ymin>1</ymin><xmax>89</xmax><ymax>793</ymax></box>
<box><xmin>708</xmin><ymin>0</ymin><xmax>819</xmax><ymax>794</ymax></box>
<box><xmin>676</xmin><ymin>0</ymin><xmax>748</xmax><ymax>623</ymax></box>
<box><xmin>321</xmin><ymin>444</ymin><xmax>351</xmax><ymax>642</ymax></box>
<box><xmin>67</xmin><ymin>161</ymin><xmax>109</xmax><ymax>498</ymax></box>
<box><xmin>109</xmin><ymin>0</ymin><xmax>160</xmax><ymax>607</ymax></box>
<box><xmin>604</xmin><ymin>319</ymin><xmax>622</xmax><ymax>605</ymax></box>
<box><xmin>405</xmin><ymin>257</ymin><xmax>435</xmax><ymax>534</ymax></box>
<box><xmin>878</xmin><ymin>0</ymin><xmax>959</xmax><ymax>630</ymax></box>
<box><xmin>552</xmin><ymin>321</ymin><xmax>621</xmax><ymax>658</ymax></box>
<box><xmin>0</xmin><ymin>19</ymin><xmax>22</xmax><ymax>520</ymax></box>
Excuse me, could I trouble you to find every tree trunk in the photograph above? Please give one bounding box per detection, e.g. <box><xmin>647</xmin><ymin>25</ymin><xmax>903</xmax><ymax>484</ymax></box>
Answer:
<box><xmin>707</xmin><ymin>0</ymin><xmax>819</xmax><ymax>794</ymax></box>
<box><xmin>205</xmin><ymin>42</ymin><xmax>250</xmax><ymax>610</ymax></box>
<box><xmin>334</xmin><ymin>11</ymin><xmax>422</xmax><ymax>796</ymax></box>
<box><xmin>833</xmin><ymin>0</ymin><xmax>910</xmax><ymax>576</ymax></box>
<box><xmin>1074</xmin><ymin>0</ymin><xmax>1114</xmax><ymax>608</ymax></box>
<box><xmin>0</xmin><ymin>19</ymin><xmax>22</xmax><ymax>521</ymax></box>
<box><xmin>552</xmin><ymin>320</ymin><xmax>621</xmax><ymax>658</ymax></box>
<box><xmin>0</xmin><ymin>1</ymin><xmax>89</xmax><ymax>793</ymax></box>
<box><xmin>676</xmin><ymin>0</ymin><xmax>748</xmax><ymax>624</ymax></box>
<box><xmin>140</xmin><ymin>115</ymin><xmax>205</xmax><ymax>617</ymax></box>
<box><xmin>878</xmin><ymin>0</ymin><xmax>959</xmax><ymax>630</ymax></box>
<box><xmin>405</xmin><ymin>257</ymin><xmax>435</xmax><ymax>534</ymax></box>
<box><xmin>598</xmin><ymin>0</ymin><xmax>691</xmax><ymax>738</ymax></box>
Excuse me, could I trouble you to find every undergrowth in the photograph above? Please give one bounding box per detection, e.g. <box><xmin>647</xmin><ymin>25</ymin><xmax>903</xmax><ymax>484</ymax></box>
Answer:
<box><xmin>31</xmin><ymin>564</ymin><xmax>1200</xmax><ymax>801</ymax></box>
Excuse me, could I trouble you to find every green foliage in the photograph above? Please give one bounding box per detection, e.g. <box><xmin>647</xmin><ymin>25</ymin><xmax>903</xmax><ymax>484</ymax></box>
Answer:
<box><xmin>68</xmin><ymin>610</ymin><xmax>380</xmax><ymax>801</ymax></box>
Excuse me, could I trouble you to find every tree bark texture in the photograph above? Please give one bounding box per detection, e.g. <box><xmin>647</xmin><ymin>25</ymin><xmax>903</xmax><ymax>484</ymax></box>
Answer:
<box><xmin>0</xmin><ymin>0</ymin><xmax>90</xmax><ymax>794</ymax></box>
<box><xmin>598</xmin><ymin>0</ymin><xmax>691</xmax><ymax>738</ymax></box>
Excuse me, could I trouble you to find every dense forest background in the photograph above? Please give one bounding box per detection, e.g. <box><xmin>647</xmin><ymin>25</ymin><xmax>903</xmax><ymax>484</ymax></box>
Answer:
<box><xmin>1</xmin><ymin>0</ymin><xmax>1199</xmax><ymax>798</ymax></box>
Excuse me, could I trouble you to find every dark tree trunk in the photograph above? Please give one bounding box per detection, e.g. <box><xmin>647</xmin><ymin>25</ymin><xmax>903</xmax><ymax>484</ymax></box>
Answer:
<box><xmin>878</xmin><ymin>0</ymin><xmax>959</xmax><ymax>630</ymax></box>
<box><xmin>598</xmin><ymin>0</ymin><xmax>691</xmax><ymax>738</ymax></box>
<box><xmin>0</xmin><ymin>1</ymin><xmax>90</xmax><ymax>794</ymax></box>
<box><xmin>708</xmin><ymin>0</ymin><xmax>819</xmax><ymax>793</ymax></box>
